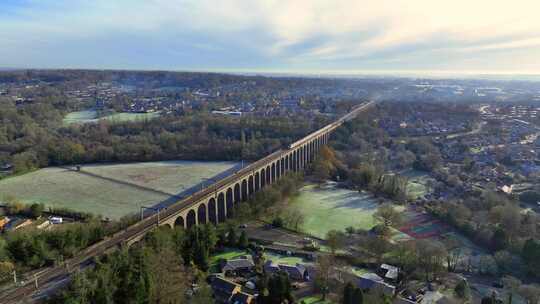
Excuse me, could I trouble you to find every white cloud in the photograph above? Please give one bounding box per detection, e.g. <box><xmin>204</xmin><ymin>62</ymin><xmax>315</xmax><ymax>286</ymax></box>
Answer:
<box><xmin>1</xmin><ymin>0</ymin><xmax>540</xmax><ymax>72</ymax></box>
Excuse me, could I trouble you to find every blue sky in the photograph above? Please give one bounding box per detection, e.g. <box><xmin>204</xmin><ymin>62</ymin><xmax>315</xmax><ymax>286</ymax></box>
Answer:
<box><xmin>1</xmin><ymin>0</ymin><xmax>540</xmax><ymax>75</ymax></box>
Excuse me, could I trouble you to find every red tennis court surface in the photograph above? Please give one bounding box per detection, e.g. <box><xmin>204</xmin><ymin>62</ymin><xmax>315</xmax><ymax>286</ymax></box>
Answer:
<box><xmin>398</xmin><ymin>207</ymin><xmax>450</xmax><ymax>239</ymax></box>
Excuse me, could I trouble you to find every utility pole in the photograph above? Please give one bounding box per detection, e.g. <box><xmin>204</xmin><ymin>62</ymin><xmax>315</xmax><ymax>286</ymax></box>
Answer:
<box><xmin>12</xmin><ymin>270</ymin><xmax>16</xmax><ymax>285</ymax></box>
<box><xmin>34</xmin><ymin>274</ymin><xmax>38</xmax><ymax>289</ymax></box>
<box><xmin>141</xmin><ymin>206</ymin><xmax>160</xmax><ymax>225</ymax></box>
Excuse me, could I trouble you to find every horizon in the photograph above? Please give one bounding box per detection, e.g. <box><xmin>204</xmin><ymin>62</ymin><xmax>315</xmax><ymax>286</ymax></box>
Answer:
<box><xmin>2</xmin><ymin>66</ymin><xmax>540</xmax><ymax>82</ymax></box>
<box><xmin>2</xmin><ymin>0</ymin><xmax>540</xmax><ymax>74</ymax></box>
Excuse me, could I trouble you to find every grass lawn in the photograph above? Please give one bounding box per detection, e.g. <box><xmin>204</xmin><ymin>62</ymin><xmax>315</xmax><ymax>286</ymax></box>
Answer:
<box><xmin>210</xmin><ymin>249</ymin><xmax>248</xmax><ymax>265</ymax></box>
<box><xmin>102</xmin><ymin>112</ymin><xmax>161</xmax><ymax>123</ymax></box>
<box><xmin>264</xmin><ymin>252</ymin><xmax>311</xmax><ymax>266</ymax></box>
<box><xmin>299</xmin><ymin>296</ymin><xmax>335</xmax><ymax>304</ymax></box>
<box><xmin>63</xmin><ymin>110</ymin><xmax>98</xmax><ymax>124</ymax></box>
<box><xmin>348</xmin><ymin>267</ymin><xmax>370</xmax><ymax>276</ymax></box>
<box><xmin>401</xmin><ymin>169</ymin><xmax>435</xmax><ymax>199</ymax></box>
<box><xmin>208</xmin><ymin>248</ymin><xmax>248</xmax><ymax>273</ymax></box>
<box><xmin>0</xmin><ymin>161</ymin><xmax>239</xmax><ymax>219</ymax></box>
<box><xmin>286</xmin><ymin>184</ymin><xmax>379</xmax><ymax>238</ymax></box>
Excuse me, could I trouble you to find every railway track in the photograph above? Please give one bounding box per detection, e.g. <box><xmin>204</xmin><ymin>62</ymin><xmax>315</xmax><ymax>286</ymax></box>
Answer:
<box><xmin>0</xmin><ymin>101</ymin><xmax>374</xmax><ymax>303</ymax></box>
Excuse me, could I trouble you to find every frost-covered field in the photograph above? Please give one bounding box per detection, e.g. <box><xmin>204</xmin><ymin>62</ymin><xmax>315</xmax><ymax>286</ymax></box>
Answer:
<box><xmin>288</xmin><ymin>183</ymin><xmax>380</xmax><ymax>238</ymax></box>
<box><xmin>63</xmin><ymin>110</ymin><xmax>160</xmax><ymax>125</ymax></box>
<box><xmin>0</xmin><ymin>161</ymin><xmax>239</xmax><ymax>219</ymax></box>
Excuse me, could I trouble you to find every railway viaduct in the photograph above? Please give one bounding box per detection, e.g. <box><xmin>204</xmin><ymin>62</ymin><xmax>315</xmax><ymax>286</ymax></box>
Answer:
<box><xmin>124</xmin><ymin>101</ymin><xmax>374</xmax><ymax>245</ymax></box>
<box><xmin>1</xmin><ymin>101</ymin><xmax>374</xmax><ymax>303</ymax></box>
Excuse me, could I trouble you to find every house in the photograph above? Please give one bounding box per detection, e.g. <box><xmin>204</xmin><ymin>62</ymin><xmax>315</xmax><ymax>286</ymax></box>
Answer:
<box><xmin>230</xmin><ymin>291</ymin><xmax>254</xmax><ymax>304</ymax></box>
<box><xmin>357</xmin><ymin>273</ymin><xmax>396</xmax><ymax>297</ymax></box>
<box><xmin>278</xmin><ymin>263</ymin><xmax>308</xmax><ymax>281</ymax></box>
<box><xmin>379</xmin><ymin>264</ymin><xmax>399</xmax><ymax>281</ymax></box>
<box><xmin>264</xmin><ymin>260</ymin><xmax>308</xmax><ymax>281</ymax></box>
<box><xmin>4</xmin><ymin>218</ymin><xmax>32</xmax><ymax>231</ymax></box>
<box><xmin>263</xmin><ymin>260</ymin><xmax>280</xmax><ymax>274</ymax></box>
<box><xmin>0</xmin><ymin>217</ymin><xmax>9</xmax><ymax>230</ymax></box>
<box><xmin>211</xmin><ymin>277</ymin><xmax>242</xmax><ymax>304</ymax></box>
<box><xmin>221</xmin><ymin>256</ymin><xmax>255</xmax><ymax>275</ymax></box>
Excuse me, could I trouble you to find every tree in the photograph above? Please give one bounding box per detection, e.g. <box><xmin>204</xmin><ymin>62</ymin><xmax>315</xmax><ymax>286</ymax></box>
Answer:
<box><xmin>148</xmin><ymin>247</ymin><xmax>188</xmax><ymax>304</ymax></box>
<box><xmin>342</xmin><ymin>282</ymin><xmax>354</xmax><ymax>304</ymax></box>
<box><xmin>326</xmin><ymin>230</ymin><xmax>346</xmax><ymax>254</ymax></box>
<box><xmin>238</xmin><ymin>231</ymin><xmax>248</xmax><ymax>249</ymax></box>
<box><xmin>502</xmin><ymin>276</ymin><xmax>521</xmax><ymax>304</ymax></box>
<box><xmin>0</xmin><ymin>261</ymin><xmax>14</xmax><ymax>281</ymax></box>
<box><xmin>272</xmin><ymin>217</ymin><xmax>284</xmax><ymax>228</ymax></box>
<box><xmin>416</xmin><ymin>240</ymin><xmax>447</xmax><ymax>282</ymax></box>
<box><xmin>518</xmin><ymin>284</ymin><xmax>540</xmax><ymax>304</ymax></box>
<box><xmin>266</xmin><ymin>272</ymin><xmax>294</xmax><ymax>304</ymax></box>
<box><xmin>491</xmin><ymin>228</ymin><xmax>508</xmax><ymax>251</ymax></box>
<box><xmin>314</xmin><ymin>255</ymin><xmax>334</xmax><ymax>300</ymax></box>
<box><xmin>352</xmin><ymin>287</ymin><xmax>364</xmax><ymax>304</ymax></box>
<box><xmin>454</xmin><ymin>279</ymin><xmax>470</xmax><ymax>299</ymax></box>
<box><xmin>342</xmin><ymin>282</ymin><xmax>363</xmax><ymax>304</ymax></box>
<box><xmin>227</xmin><ymin>226</ymin><xmax>237</xmax><ymax>247</ymax></box>
<box><xmin>373</xmin><ymin>204</ymin><xmax>402</xmax><ymax>236</ymax></box>
<box><xmin>29</xmin><ymin>203</ymin><xmax>44</xmax><ymax>218</ymax></box>
<box><xmin>312</xmin><ymin>158</ymin><xmax>332</xmax><ymax>182</ymax></box>
<box><xmin>481</xmin><ymin>293</ymin><xmax>497</xmax><ymax>304</ymax></box>
<box><xmin>522</xmin><ymin>239</ymin><xmax>540</xmax><ymax>276</ymax></box>
<box><xmin>190</xmin><ymin>283</ymin><xmax>213</xmax><ymax>304</ymax></box>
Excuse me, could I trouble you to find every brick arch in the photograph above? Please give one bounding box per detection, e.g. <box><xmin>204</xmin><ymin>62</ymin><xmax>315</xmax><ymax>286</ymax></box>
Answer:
<box><xmin>186</xmin><ymin>209</ymin><xmax>196</xmax><ymax>228</ymax></box>
<box><xmin>234</xmin><ymin>183</ymin><xmax>241</xmax><ymax>203</ymax></box>
<box><xmin>198</xmin><ymin>203</ymin><xmax>207</xmax><ymax>225</ymax></box>
<box><xmin>218</xmin><ymin>192</ymin><xmax>226</xmax><ymax>223</ymax></box>
<box><xmin>261</xmin><ymin>168</ymin><xmax>266</xmax><ymax>187</ymax></box>
<box><xmin>226</xmin><ymin>188</ymin><xmax>234</xmax><ymax>218</ymax></box>
<box><xmin>208</xmin><ymin>198</ymin><xmax>217</xmax><ymax>224</ymax></box>
<box><xmin>241</xmin><ymin>179</ymin><xmax>248</xmax><ymax>201</ymax></box>
<box><xmin>248</xmin><ymin>175</ymin><xmax>254</xmax><ymax>194</ymax></box>
<box><xmin>174</xmin><ymin>215</ymin><xmax>185</xmax><ymax>228</ymax></box>
<box><xmin>255</xmin><ymin>171</ymin><xmax>260</xmax><ymax>191</ymax></box>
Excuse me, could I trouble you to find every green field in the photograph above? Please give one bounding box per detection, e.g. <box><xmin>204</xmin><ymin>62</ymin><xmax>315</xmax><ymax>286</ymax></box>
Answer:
<box><xmin>401</xmin><ymin>169</ymin><xmax>435</xmax><ymax>199</ymax></box>
<box><xmin>264</xmin><ymin>252</ymin><xmax>312</xmax><ymax>266</ymax></box>
<box><xmin>210</xmin><ymin>249</ymin><xmax>248</xmax><ymax>265</ymax></box>
<box><xmin>287</xmin><ymin>183</ymin><xmax>379</xmax><ymax>238</ymax></box>
<box><xmin>299</xmin><ymin>296</ymin><xmax>335</xmax><ymax>304</ymax></box>
<box><xmin>63</xmin><ymin>110</ymin><xmax>160</xmax><ymax>125</ymax></box>
<box><xmin>0</xmin><ymin>161</ymin><xmax>238</xmax><ymax>219</ymax></box>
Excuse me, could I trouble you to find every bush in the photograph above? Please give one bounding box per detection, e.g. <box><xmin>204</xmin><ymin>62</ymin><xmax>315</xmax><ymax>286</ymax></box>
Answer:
<box><xmin>272</xmin><ymin>217</ymin><xmax>284</xmax><ymax>228</ymax></box>
<box><xmin>454</xmin><ymin>279</ymin><xmax>470</xmax><ymax>299</ymax></box>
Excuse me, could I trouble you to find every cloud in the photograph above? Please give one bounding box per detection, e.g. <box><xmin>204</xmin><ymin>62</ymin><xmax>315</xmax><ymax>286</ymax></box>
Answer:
<box><xmin>0</xmin><ymin>0</ymin><xmax>539</xmax><ymax>73</ymax></box>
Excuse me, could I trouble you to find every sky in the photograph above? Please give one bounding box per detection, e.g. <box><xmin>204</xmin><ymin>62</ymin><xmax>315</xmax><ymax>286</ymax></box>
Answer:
<box><xmin>1</xmin><ymin>0</ymin><xmax>540</xmax><ymax>75</ymax></box>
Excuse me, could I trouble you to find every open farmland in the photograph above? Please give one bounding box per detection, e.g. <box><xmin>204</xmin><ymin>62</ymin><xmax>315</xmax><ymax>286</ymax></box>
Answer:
<box><xmin>0</xmin><ymin>161</ymin><xmax>239</xmax><ymax>219</ymax></box>
<box><xmin>63</xmin><ymin>110</ymin><xmax>161</xmax><ymax>125</ymax></box>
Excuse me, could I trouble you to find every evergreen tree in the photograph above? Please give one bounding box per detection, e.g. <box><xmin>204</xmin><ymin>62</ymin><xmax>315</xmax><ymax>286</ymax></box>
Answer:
<box><xmin>522</xmin><ymin>239</ymin><xmax>540</xmax><ymax>276</ymax></box>
<box><xmin>352</xmin><ymin>287</ymin><xmax>363</xmax><ymax>304</ymax></box>
<box><xmin>227</xmin><ymin>226</ymin><xmax>237</xmax><ymax>247</ymax></box>
<box><xmin>238</xmin><ymin>231</ymin><xmax>248</xmax><ymax>249</ymax></box>
<box><xmin>342</xmin><ymin>282</ymin><xmax>354</xmax><ymax>304</ymax></box>
<box><xmin>492</xmin><ymin>228</ymin><xmax>508</xmax><ymax>251</ymax></box>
